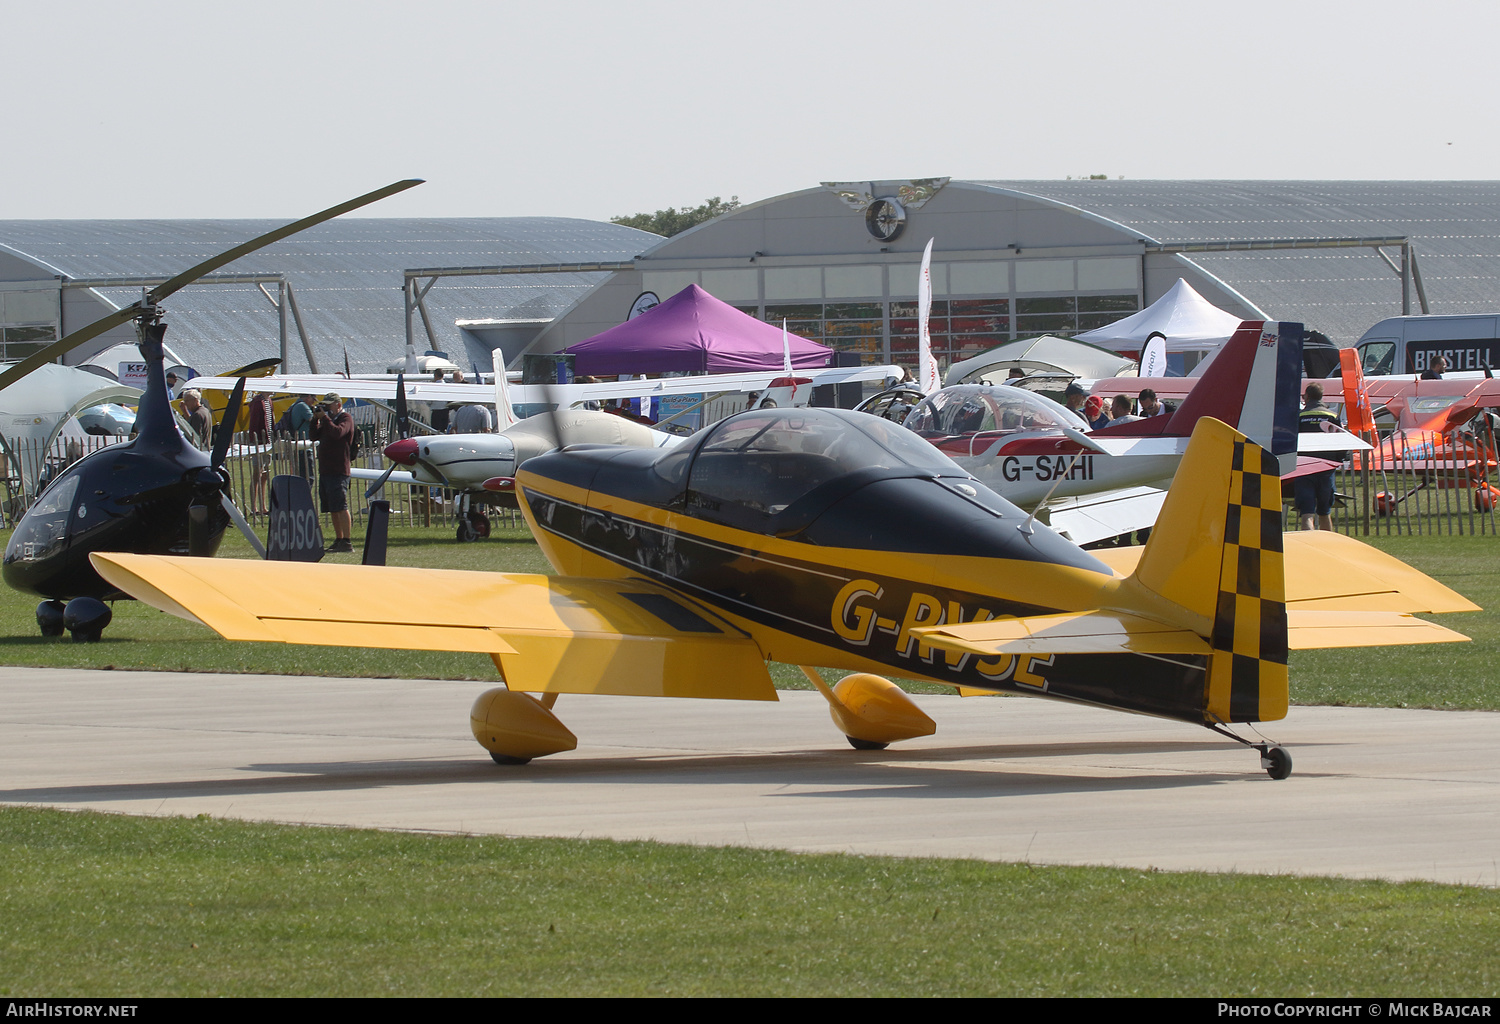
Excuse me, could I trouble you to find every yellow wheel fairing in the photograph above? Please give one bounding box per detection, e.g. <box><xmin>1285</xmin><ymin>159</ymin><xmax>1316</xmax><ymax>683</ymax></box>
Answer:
<box><xmin>469</xmin><ymin>688</ymin><xmax>577</xmax><ymax>760</ymax></box>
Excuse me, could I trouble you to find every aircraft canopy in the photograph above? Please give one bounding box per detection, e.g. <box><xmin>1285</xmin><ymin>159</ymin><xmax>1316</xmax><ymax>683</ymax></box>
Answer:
<box><xmin>944</xmin><ymin>335</ymin><xmax>1136</xmax><ymax>385</ymax></box>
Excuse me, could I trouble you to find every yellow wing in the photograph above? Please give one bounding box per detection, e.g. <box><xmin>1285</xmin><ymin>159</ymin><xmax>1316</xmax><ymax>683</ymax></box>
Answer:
<box><xmin>90</xmin><ymin>553</ymin><xmax>775</xmax><ymax>701</ymax></box>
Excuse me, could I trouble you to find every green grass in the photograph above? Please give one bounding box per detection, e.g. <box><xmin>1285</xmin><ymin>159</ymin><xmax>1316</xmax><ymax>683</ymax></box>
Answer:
<box><xmin>1289</xmin><ymin>534</ymin><xmax>1500</xmax><ymax>709</ymax></box>
<box><xmin>1</xmin><ymin>806</ymin><xmax>1497</xmax><ymax>997</ymax></box>
<box><xmin>3</xmin><ymin>529</ymin><xmax>1498</xmax><ymax>997</ymax></box>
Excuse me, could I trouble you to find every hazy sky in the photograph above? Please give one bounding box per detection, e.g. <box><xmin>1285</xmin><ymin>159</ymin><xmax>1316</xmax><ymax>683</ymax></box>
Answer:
<box><xmin>4</xmin><ymin>0</ymin><xmax>1495</xmax><ymax>222</ymax></box>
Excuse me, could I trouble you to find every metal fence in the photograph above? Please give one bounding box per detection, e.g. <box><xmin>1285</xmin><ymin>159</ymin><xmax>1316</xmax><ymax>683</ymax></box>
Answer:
<box><xmin>4</xmin><ymin>419</ymin><xmax>1497</xmax><ymax>541</ymax></box>
<box><xmin>0</xmin><ymin>417</ymin><xmax>527</xmax><ymax>535</ymax></box>
<box><xmin>1288</xmin><ymin>426</ymin><xmax>1500</xmax><ymax>537</ymax></box>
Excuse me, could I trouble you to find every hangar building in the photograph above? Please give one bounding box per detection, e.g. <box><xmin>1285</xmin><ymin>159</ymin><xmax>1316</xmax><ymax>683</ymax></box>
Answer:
<box><xmin>3</xmin><ymin>180</ymin><xmax>1498</xmax><ymax>377</ymax></box>
<box><xmin>0</xmin><ymin>218</ymin><xmax>657</xmax><ymax>374</ymax></box>
<box><xmin>531</xmin><ymin>179</ymin><xmax>1500</xmax><ymax>370</ymax></box>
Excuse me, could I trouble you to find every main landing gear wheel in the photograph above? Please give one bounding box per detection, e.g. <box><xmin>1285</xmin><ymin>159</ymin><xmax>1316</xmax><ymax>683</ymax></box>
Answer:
<box><xmin>36</xmin><ymin>600</ymin><xmax>65</xmax><ymax>637</ymax></box>
<box><xmin>846</xmin><ymin>736</ymin><xmax>889</xmax><ymax>751</ymax></box>
<box><xmin>1259</xmin><ymin>744</ymin><xmax>1293</xmax><ymax>781</ymax></box>
<box><xmin>489</xmin><ymin>751</ymin><xmax>532</xmax><ymax>766</ymax></box>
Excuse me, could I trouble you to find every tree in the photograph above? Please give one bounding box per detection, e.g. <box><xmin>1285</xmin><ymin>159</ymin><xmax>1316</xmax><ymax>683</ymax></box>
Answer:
<box><xmin>611</xmin><ymin>196</ymin><xmax>740</xmax><ymax>237</ymax></box>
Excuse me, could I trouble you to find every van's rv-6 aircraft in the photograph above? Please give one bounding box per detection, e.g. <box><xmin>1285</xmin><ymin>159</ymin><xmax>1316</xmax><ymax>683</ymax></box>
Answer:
<box><xmin>93</xmin><ymin>401</ymin><xmax>1475</xmax><ymax>780</ymax></box>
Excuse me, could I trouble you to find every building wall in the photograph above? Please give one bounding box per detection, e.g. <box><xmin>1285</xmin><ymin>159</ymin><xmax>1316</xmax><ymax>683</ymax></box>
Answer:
<box><xmin>528</xmin><ymin>181</ymin><xmax>1261</xmax><ymax>371</ymax></box>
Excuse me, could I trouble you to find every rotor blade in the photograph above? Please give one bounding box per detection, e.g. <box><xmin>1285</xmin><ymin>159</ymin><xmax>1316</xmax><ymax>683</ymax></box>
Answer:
<box><xmin>221</xmin><ymin>492</ymin><xmax>268</xmax><ymax>559</ymax></box>
<box><xmin>148</xmin><ymin>179</ymin><xmax>423</xmax><ymax>306</ymax></box>
<box><xmin>363</xmin><ymin>462</ymin><xmax>398</xmax><ymax>501</ymax></box>
<box><xmin>0</xmin><ymin>179</ymin><xmax>423</xmax><ymax>395</ymax></box>
<box><xmin>211</xmin><ymin>376</ymin><xmax>247</xmax><ymax>469</ymax></box>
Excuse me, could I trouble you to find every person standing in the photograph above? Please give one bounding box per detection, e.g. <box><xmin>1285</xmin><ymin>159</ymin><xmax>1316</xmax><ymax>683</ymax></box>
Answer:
<box><xmin>1062</xmin><ymin>382</ymin><xmax>1089</xmax><ymax>417</ymax></box>
<box><xmin>451</xmin><ymin>402</ymin><xmax>493</xmax><ymax>434</ymax></box>
<box><xmin>280</xmin><ymin>394</ymin><xmax>314</xmax><ymax>438</ymax></box>
<box><xmin>1105</xmin><ymin>394</ymin><xmax>1141</xmax><ymax>427</ymax></box>
<box><xmin>1421</xmin><ymin>355</ymin><xmax>1448</xmax><ymax>380</ymax></box>
<box><xmin>246</xmin><ymin>391</ymin><xmax>274</xmax><ymax>514</ymax></box>
<box><xmin>180</xmin><ymin>389</ymin><xmax>214</xmax><ymax>449</ymax></box>
<box><xmin>310</xmin><ymin>392</ymin><xmax>356</xmax><ymax>553</ymax></box>
<box><xmin>279</xmin><ymin>393</ymin><xmax>316</xmax><ymax>482</ymax></box>
<box><xmin>1296</xmin><ymin>383</ymin><xmax>1342</xmax><ymax>531</ymax></box>
<box><xmin>1083</xmin><ymin>395</ymin><xmax>1110</xmax><ymax>430</ymax></box>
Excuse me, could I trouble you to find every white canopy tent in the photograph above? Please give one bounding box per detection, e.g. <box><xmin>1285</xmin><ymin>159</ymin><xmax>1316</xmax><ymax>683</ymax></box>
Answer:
<box><xmin>1074</xmin><ymin>278</ymin><xmax>1245</xmax><ymax>355</ymax></box>
<box><xmin>0</xmin><ymin>364</ymin><xmax>142</xmax><ymax>497</ymax></box>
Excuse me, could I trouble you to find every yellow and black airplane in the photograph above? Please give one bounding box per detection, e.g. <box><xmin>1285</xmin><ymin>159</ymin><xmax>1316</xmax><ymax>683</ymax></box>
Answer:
<box><xmin>91</xmin><ymin>408</ymin><xmax>1476</xmax><ymax>779</ymax></box>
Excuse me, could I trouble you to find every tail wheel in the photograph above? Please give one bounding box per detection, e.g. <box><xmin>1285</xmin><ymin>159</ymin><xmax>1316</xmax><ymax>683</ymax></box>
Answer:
<box><xmin>1261</xmin><ymin>745</ymin><xmax>1293</xmax><ymax>780</ymax></box>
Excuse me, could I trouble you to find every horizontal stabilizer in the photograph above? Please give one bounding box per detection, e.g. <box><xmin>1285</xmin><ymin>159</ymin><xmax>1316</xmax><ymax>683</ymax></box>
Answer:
<box><xmin>1280</xmin><ymin>532</ymin><xmax>1480</xmax><ymax>613</ymax></box>
<box><xmin>912</xmin><ymin>610</ymin><xmax>1209</xmax><ymax>657</ymax></box>
<box><xmin>1090</xmin><ymin>531</ymin><xmax>1479</xmax><ymax>615</ymax></box>
<box><xmin>90</xmin><ymin>553</ymin><xmax>776</xmax><ymax>700</ymax></box>
<box><xmin>1286</xmin><ymin>610</ymin><xmax>1469</xmax><ymax>649</ymax></box>
<box><xmin>1044</xmin><ymin>487</ymin><xmax>1169</xmax><ymax>547</ymax></box>
<box><xmin>1297</xmin><ymin>431</ymin><xmax>1371</xmax><ymax>453</ymax></box>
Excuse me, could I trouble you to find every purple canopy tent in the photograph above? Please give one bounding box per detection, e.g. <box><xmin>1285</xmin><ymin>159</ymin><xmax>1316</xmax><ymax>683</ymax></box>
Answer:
<box><xmin>565</xmin><ymin>284</ymin><xmax>832</xmax><ymax>375</ymax></box>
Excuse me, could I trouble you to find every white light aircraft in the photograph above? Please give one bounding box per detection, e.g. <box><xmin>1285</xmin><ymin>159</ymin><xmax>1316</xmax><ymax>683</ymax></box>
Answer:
<box><xmin>899</xmin><ymin>321</ymin><xmax>1367</xmax><ymax>544</ymax></box>
<box><xmin>192</xmin><ymin>351</ymin><xmax>900</xmax><ymax>542</ymax></box>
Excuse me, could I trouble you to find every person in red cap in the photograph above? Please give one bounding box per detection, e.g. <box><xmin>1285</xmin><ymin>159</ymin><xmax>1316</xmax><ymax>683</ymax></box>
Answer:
<box><xmin>1083</xmin><ymin>394</ymin><xmax>1110</xmax><ymax>430</ymax></box>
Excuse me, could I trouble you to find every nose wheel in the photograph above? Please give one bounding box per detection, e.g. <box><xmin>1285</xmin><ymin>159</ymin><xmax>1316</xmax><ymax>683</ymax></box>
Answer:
<box><xmin>456</xmin><ymin>511</ymin><xmax>490</xmax><ymax>542</ymax></box>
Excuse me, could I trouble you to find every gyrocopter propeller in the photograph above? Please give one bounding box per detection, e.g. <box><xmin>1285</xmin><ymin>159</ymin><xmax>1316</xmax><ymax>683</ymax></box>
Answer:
<box><xmin>0</xmin><ymin>179</ymin><xmax>423</xmax><ymax>641</ymax></box>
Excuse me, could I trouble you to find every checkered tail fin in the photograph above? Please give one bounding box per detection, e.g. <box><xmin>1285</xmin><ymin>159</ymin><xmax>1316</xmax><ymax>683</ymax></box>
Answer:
<box><xmin>1128</xmin><ymin>416</ymin><xmax>1289</xmax><ymax>723</ymax></box>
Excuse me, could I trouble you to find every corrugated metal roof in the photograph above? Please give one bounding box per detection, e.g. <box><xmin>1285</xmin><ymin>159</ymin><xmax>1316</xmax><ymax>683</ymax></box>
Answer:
<box><xmin>969</xmin><ymin>181</ymin><xmax>1500</xmax><ymax>343</ymax></box>
<box><xmin>0</xmin><ymin>218</ymin><xmax>657</xmax><ymax>373</ymax></box>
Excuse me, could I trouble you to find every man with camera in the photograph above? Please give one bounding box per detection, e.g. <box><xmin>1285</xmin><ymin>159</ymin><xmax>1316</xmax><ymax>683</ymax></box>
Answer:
<box><xmin>310</xmin><ymin>392</ymin><xmax>356</xmax><ymax>553</ymax></box>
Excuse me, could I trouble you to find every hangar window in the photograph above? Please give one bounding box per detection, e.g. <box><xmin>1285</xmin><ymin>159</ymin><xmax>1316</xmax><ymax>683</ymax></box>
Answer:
<box><xmin>0</xmin><ymin>287</ymin><xmax>59</xmax><ymax>362</ymax></box>
<box><xmin>1</xmin><ymin>325</ymin><xmax>56</xmax><ymax>361</ymax></box>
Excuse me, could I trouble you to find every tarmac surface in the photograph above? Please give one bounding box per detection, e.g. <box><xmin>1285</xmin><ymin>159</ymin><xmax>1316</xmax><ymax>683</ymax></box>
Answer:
<box><xmin>2</xmin><ymin>666</ymin><xmax>1497</xmax><ymax>886</ymax></box>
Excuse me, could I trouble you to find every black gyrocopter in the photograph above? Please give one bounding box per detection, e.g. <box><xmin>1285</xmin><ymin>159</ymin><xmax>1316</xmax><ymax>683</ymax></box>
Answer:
<box><xmin>0</xmin><ymin>179</ymin><xmax>423</xmax><ymax>640</ymax></box>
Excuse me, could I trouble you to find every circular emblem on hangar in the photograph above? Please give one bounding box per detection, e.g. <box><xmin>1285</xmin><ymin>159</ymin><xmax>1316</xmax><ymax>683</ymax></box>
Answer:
<box><xmin>864</xmin><ymin>198</ymin><xmax>906</xmax><ymax>241</ymax></box>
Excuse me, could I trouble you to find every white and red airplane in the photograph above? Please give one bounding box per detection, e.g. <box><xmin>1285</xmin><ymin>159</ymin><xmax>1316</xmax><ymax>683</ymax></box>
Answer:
<box><xmin>897</xmin><ymin>321</ymin><xmax>1367</xmax><ymax>544</ymax></box>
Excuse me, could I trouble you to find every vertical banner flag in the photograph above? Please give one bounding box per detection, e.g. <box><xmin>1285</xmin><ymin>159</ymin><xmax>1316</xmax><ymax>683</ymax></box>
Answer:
<box><xmin>918</xmin><ymin>238</ymin><xmax>940</xmax><ymax>393</ymax></box>
<box><xmin>1141</xmin><ymin>332</ymin><xmax>1168</xmax><ymax>379</ymax></box>
<box><xmin>782</xmin><ymin>318</ymin><xmax>798</xmax><ymax>403</ymax></box>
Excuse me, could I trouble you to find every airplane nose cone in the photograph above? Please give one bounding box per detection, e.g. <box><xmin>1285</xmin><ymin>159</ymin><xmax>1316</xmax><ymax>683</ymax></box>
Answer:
<box><xmin>385</xmin><ymin>438</ymin><xmax>419</xmax><ymax>465</ymax></box>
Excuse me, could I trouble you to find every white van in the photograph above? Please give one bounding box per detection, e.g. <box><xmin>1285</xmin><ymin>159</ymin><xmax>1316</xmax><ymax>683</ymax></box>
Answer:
<box><xmin>1354</xmin><ymin>314</ymin><xmax>1500</xmax><ymax>376</ymax></box>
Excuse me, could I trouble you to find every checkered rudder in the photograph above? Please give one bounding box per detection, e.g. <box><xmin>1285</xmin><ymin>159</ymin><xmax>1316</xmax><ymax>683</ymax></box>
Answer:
<box><xmin>1207</xmin><ymin>440</ymin><xmax>1289</xmax><ymax>723</ymax></box>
